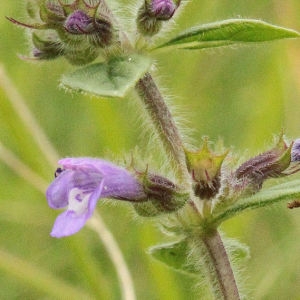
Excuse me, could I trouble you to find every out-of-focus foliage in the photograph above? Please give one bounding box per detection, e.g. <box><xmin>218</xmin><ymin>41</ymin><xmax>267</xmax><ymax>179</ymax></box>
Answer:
<box><xmin>1</xmin><ymin>1</ymin><xmax>300</xmax><ymax>299</ymax></box>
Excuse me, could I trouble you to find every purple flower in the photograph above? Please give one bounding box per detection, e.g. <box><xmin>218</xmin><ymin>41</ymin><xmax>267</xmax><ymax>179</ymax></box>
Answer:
<box><xmin>46</xmin><ymin>158</ymin><xmax>146</xmax><ymax>238</ymax></box>
<box><xmin>150</xmin><ymin>0</ymin><xmax>177</xmax><ymax>20</ymax></box>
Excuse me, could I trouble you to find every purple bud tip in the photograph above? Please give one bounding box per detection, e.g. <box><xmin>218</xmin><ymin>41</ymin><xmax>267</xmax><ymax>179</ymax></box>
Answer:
<box><xmin>291</xmin><ymin>139</ymin><xmax>300</xmax><ymax>161</ymax></box>
<box><xmin>151</xmin><ymin>0</ymin><xmax>177</xmax><ymax>20</ymax></box>
<box><xmin>32</xmin><ymin>48</ymin><xmax>43</xmax><ymax>58</ymax></box>
<box><xmin>64</xmin><ymin>10</ymin><xmax>92</xmax><ymax>34</ymax></box>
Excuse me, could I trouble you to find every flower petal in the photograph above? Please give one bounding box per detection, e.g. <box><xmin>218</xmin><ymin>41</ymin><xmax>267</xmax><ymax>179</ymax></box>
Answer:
<box><xmin>50</xmin><ymin>180</ymin><xmax>104</xmax><ymax>238</ymax></box>
<box><xmin>46</xmin><ymin>169</ymin><xmax>74</xmax><ymax>209</ymax></box>
<box><xmin>46</xmin><ymin>167</ymin><xmax>103</xmax><ymax>209</ymax></box>
<box><xmin>101</xmin><ymin>172</ymin><xmax>146</xmax><ymax>201</ymax></box>
<box><xmin>59</xmin><ymin>157</ymin><xmax>146</xmax><ymax>201</ymax></box>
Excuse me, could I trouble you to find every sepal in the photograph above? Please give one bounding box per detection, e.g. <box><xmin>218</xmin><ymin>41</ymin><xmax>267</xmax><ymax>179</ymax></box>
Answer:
<box><xmin>133</xmin><ymin>169</ymin><xmax>189</xmax><ymax>216</ymax></box>
<box><xmin>185</xmin><ymin>138</ymin><xmax>228</xmax><ymax>199</ymax></box>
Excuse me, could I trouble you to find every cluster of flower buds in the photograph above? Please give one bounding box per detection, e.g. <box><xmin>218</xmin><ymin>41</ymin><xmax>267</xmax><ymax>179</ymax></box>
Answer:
<box><xmin>47</xmin><ymin>157</ymin><xmax>188</xmax><ymax>237</ymax></box>
<box><xmin>7</xmin><ymin>0</ymin><xmax>115</xmax><ymax>65</ymax></box>
<box><xmin>137</xmin><ymin>0</ymin><xmax>181</xmax><ymax>36</ymax></box>
<box><xmin>185</xmin><ymin>135</ymin><xmax>300</xmax><ymax>202</ymax></box>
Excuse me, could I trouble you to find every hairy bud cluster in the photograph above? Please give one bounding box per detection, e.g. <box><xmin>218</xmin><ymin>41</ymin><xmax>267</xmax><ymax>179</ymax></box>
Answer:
<box><xmin>137</xmin><ymin>0</ymin><xmax>180</xmax><ymax>36</ymax></box>
<box><xmin>185</xmin><ymin>135</ymin><xmax>300</xmax><ymax>211</ymax></box>
<box><xmin>7</xmin><ymin>0</ymin><xmax>115</xmax><ymax>65</ymax></box>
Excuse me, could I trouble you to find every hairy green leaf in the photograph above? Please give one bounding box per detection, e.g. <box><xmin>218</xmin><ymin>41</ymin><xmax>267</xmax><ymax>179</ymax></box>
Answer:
<box><xmin>61</xmin><ymin>54</ymin><xmax>151</xmax><ymax>98</ymax></box>
<box><xmin>213</xmin><ymin>181</ymin><xmax>300</xmax><ymax>225</ymax></box>
<box><xmin>155</xmin><ymin>19</ymin><xmax>300</xmax><ymax>51</ymax></box>
<box><xmin>150</xmin><ymin>236</ymin><xmax>250</xmax><ymax>276</ymax></box>
<box><xmin>149</xmin><ymin>239</ymin><xmax>197</xmax><ymax>275</ymax></box>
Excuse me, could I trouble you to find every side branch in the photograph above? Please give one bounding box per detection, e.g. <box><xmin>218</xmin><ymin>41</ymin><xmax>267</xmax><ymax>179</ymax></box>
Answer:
<box><xmin>135</xmin><ymin>72</ymin><xmax>190</xmax><ymax>185</ymax></box>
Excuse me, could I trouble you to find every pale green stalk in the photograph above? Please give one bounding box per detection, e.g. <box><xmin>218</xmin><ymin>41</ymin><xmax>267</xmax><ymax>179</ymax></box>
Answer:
<box><xmin>87</xmin><ymin>212</ymin><xmax>136</xmax><ymax>300</ymax></box>
<box><xmin>0</xmin><ymin>141</ymin><xmax>48</xmax><ymax>193</ymax></box>
<box><xmin>0</xmin><ymin>64</ymin><xmax>59</xmax><ymax>167</ymax></box>
<box><xmin>0</xmin><ymin>64</ymin><xmax>136</xmax><ymax>300</ymax></box>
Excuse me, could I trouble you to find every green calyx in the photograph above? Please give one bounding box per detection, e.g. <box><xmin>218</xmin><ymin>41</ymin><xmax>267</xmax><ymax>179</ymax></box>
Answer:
<box><xmin>133</xmin><ymin>168</ymin><xmax>189</xmax><ymax>217</ymax></box>
<box><xmin>185</xmin><ymin>138</ymin><xmax>228</xmax><ymax>199</ymax></box>
<box><xmin>32</xmin><ymin>32</ymin><xmax>63</xmax><ymax>60</ymax></box>
<box><xmin>136</xmin><ymin>4</ymin><xmax>162</xmax><ymax>37</ymax></box>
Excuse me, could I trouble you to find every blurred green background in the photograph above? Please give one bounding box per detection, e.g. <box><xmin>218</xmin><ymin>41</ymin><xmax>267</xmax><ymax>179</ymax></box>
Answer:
<box><xmin>1</xmin><ymin>1</ymin><xmax>300</xmax><ymax>299</ymax></box>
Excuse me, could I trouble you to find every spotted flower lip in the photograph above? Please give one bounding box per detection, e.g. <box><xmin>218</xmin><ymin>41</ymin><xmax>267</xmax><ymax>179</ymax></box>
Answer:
<box><xmin>46</xmin><ymin>157</ymin><xmax>146</xmax><ymax>238</ymax></box>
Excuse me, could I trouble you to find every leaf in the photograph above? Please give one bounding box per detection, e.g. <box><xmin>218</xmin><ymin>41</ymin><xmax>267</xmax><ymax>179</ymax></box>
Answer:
<box><xmin>149</xmin><ymin>239</ymin><xmax>197</xmax><ymax>275</ymax></box>
<box><xmin>149</xmin><ymin>236</ymin><xmax>250</xmax><ymax>275</ymax></box>
<box><xmin>155</xmin><ymin>19</ymin><xmax>300</xmax><ymax>51</ymax></box>
<box><xmin>61</xmin><ymin>54</ymin><xmax>151</xmax><ymax>98</ymax></box>
<box><xmin>213</xmin><ymin>181</ymin><xmax>300</xmax><ymax>225</ymax></box>
<box><xmin>222</xmin><ymin>237</ymin><xmax>250</xmax><ymax>262</ymax></box>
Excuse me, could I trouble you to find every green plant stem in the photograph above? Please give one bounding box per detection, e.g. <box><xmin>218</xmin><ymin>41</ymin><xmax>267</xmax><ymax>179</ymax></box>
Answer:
<box><xmin>201</xmin><ymin>230</ymin><xmax>240</xmax><ymax>300</ymax></box>
<box><xmin>135</xmin><ymin>72</ymin><xmax>240</xmax><ymax>299</ymax></box>
<box><xmin>135</xmin><ymin>72</ymin><xmax>190</xmax><ymax>186</ymax></box>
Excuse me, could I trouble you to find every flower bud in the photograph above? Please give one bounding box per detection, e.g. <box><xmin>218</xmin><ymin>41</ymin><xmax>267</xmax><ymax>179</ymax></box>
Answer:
<box><xmin>64</xmin><ymin>9</ymin><xmax>91</xmax><ymax>34</ymax></box>
<box><xmin>63</xmin><ymin>9</ymin><xmax>113</xmax><ymax>47</ymax></box>
<box><xmin>185</xmin><ymin>139</ymin><xmax>228</xmax><ymax>199</ymax></box>
<box><xmin>137</xmin><ymin>4</ymin><xmax>162</xmax><ymax>37</ymax></box>
<box><xmin>136</xmin><ymin>0</ymin><xmax>180</xmax><ymax>36</ymax></box>
<box><xmin>150</xmin><ymin>0</ymin><xmax>177</xmax><ymax>21</ymax></box>
<box><xmin>31</xmin><ymin>32</ymin><xmax>63</xmax><ymax>60</ymax></box>
<box><xmin>234</xmin><ymin>134</ymin><xmax>292</xmax><ymax>193</ymax></box>
<box><xmin>26</xmin><ymin>0</ymin><xmax>40</xmax><ymax>19</ymax></box>
<box><xmin>39</xmin><ymin>1</ymin><xmax>66</xmax><ymax>28</ymax></box>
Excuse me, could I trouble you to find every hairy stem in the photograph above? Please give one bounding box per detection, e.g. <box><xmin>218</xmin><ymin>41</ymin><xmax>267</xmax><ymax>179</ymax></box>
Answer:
<box><xmin>201</xmin><ymin>230</ymin><xmax>240</xmax><ymax>300</ymax></box>
<box><xmin>135</xmin><ymin>72</ymin><xmax>240</xmax><ymax>299</ymax></box>
<box><xmin>135</xmin><ymin>72</ymin><xmax>190</xmax><ymax>186</ymax></box>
